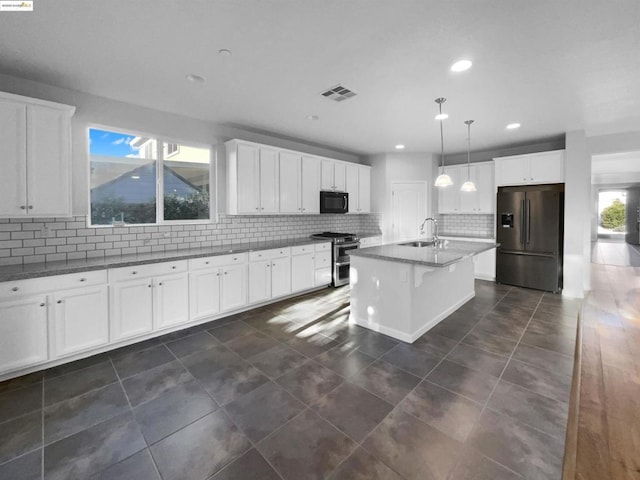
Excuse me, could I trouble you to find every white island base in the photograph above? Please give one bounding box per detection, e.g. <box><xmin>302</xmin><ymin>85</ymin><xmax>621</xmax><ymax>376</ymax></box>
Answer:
<box><xmin>349</xmin><ymin>255</ymin><xmax>475</xmax><ymax>343</ymax></box>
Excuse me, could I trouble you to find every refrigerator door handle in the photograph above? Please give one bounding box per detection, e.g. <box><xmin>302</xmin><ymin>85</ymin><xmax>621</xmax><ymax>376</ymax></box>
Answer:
<box><xmin>526</xmin><ymin>199</ymin><xmax>531</xmax><ymax>245</ymax></box>
<box><xmin>520</xmin><ymin>199</ymin><xmax>526</xmax><ymax>245</ymax></box>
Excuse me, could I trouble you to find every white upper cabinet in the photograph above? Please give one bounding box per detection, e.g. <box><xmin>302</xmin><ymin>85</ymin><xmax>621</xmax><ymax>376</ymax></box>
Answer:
<box><xmin>494</xmin><ymin>150</ymin><xmax>565</xmax><ymax>186</ymax></box>
<box><xmin>227</xmin><ymin>141</ymin><xmax>280</xmax><ymax>214</ymax></box>
<box><xmin>458</xmin><ymin>162</ymin><xmax>495</xmax><ymax>214</ymax></box>
<box><xmin>438</xmin><ymin>167</ymin><xmax>461</xmax><ymax>213</ymax></box>
<box><xmin>226</xmin><ymin>139</ymin><xmax>365</xmax><ymax>215</ymax></box>
<box><xmin>345</xmin><ymin>163</ymin><xmax>371</xmax><ymax>214</ymax></box>
<box><xmin>0</xmin><ymin>92</ymin><xmax>75</xmax><ymax>218</ymax></box>
<box><xmin>438</xmin><ymin>162</ymin><xmax>495</xmax><ymax>214</ymax></box>
<box><xmin>321</xmin><ymin>159</ymin><xmax>346</xmax><ymax>191</ymax></box>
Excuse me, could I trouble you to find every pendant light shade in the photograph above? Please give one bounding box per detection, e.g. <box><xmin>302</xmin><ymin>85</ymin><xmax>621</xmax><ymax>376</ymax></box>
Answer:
<box><xmin>434</xmin><ymin>97</ymin><xmax>451</xmax><ymax>188</ymax></box>
<box><xmin>460</xmin><ymin>119</ymin><xmax>476</xmax><ymax>192</ymax></box>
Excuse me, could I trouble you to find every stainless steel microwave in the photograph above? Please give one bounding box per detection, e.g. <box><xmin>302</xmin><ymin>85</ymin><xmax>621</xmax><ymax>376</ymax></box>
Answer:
<box><xmin>320</xmin><ymin>191</ymin><xmax>349</xmax><ymax>214</ymax></box>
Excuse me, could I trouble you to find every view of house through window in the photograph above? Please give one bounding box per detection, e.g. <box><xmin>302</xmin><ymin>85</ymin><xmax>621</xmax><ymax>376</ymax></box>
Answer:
<box><xmin>598</xmin><ymin>190</ymin><xmax>626</xmax><ymax>237</ymax></box>
<box><xmin>89</xmin><ymin>128</ymin><xmax>211</xmax><ymax>225</ymax></box>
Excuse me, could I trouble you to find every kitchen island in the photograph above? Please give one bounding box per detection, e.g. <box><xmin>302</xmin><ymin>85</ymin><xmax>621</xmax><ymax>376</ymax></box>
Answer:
<box><xmin>349</xmin><ymin>239</ymin><xmax>498</xmax><ymax>342</ymax></box>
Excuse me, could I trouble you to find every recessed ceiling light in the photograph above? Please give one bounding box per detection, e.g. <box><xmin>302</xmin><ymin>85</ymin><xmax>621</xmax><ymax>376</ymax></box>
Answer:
<box><xmin>450</xmin><ymin>59</ymin><xmax>472</xmax><ymax>72</ymax></box>
<box><xmin>218</xmin><ymin>49</ymin><xmax>232</xmax><ymax>57</ymax></box>
<box><xmin>395</xmin><ymin>144</ymin><xmax>405</xmax><ymax>150</ymax></box>
<box><xmin>306</xmin><ymin>115</ymin><xmax>319</xmax><ymax>121</ymax></box>
<box><xmin>185</xmin><ymin>74</ymin><xmax>206</xmax><ymax>84</ymax></box>
<box><xmin>506</xmin><ymin>123</ymin><xmax>521</xmax><ymax>130</ymax></box>
<box><xmin>435</xmin><ymin>113</ymin><xmax>449</xmax><ymax>120</ymax></box>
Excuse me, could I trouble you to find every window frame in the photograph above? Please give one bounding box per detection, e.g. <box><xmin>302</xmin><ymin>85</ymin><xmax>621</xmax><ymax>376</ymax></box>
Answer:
<box><xmin>87</xmin><ymin>124</ymin><xmax>217</xmax><ymax>228</ymax></box>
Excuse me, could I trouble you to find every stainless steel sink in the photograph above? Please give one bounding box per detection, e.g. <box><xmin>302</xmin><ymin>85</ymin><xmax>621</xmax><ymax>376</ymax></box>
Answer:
<box><xmin>398</xmin><ymin>241</ymin><xmax>435</xmax><ymax>247</ymax></box>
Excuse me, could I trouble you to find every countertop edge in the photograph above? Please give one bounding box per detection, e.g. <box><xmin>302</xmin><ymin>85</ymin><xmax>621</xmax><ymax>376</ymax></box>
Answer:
<box><xmin>0</xmin><ymin>237</ymin><xmax>331</xmax><ymax>282</ymax></box>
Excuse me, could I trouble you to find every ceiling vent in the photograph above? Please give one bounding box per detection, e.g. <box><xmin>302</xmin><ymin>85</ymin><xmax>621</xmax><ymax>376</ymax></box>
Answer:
<box><xmin>320</xmin><ymin>84</ymin><xmax>357</xmax><ymax>102</ymax></box>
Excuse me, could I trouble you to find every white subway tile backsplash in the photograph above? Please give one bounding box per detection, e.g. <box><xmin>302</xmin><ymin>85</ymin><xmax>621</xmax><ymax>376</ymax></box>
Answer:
<box><xmin>438</xmin><ymin>214</ymin><xmax>494</xmax><ymax>237</ymax></box>
<box><xmin>0</xmin><ymin>213</ymin><xmax>382</xmax><ymax>266</ymax></box>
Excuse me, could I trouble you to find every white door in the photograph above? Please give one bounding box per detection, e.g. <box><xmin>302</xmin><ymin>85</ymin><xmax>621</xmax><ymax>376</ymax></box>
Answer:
<box><xmin>189</xmin><ymin>269</ymin><xmax>221</xmax><ymax>320</ymax></box>
<box><xmin>279</xmin><ymin>152</ymin><xmax>301</xmax><ymax>213</ymax></box>
<box><xmin>334</xmin><ymin>162</ymin><xmax>346</xmax><ymax>191</ymax></box>
<box><xmin>345</xmin><ymin>164</ymin><xmax>359</xmax><ymax>213</ymax></box>
<box><xmin>53</xmin><ymin>286</ymin><xmax>109</xmax><ymax>357</ymax></box>
<box><xmin>291</xmin><ymin>253</ymin><xmax>315</xmax><ymax>292</ymax></box>
<box><xmin>0</xmin><ymin>100</ymin><xmax>27</xmax><ymax>217</ymax></box>
<box><xmin>271</xmin><ymin>256</ymin><xmax>292</xmax><ymax>298</ymax></box>
<box><xmin>529</xmin><ymin>151</ymin><xmax>565</xmax><ymax>184</ymax></box>
<box><xmin>111</xmin><ymin>278</ymin><xmax>154</xmax><ymax>341</ymax></box>
<box><xmin>249</xmin><ymin>260</ymin><xmax>271</xmax><ymax>304</ymax></box>
<box><xmin>475</xmin><ymin>163</ymin><xmax>495</xmax><ymax>213</ymax></box>
<box><xmin>358</xmin><ymin>166</ymin><xmax>371</xmax><ymax>213</ymax></box>
<box><xmin>221</xmin><ymin>264</ymin><xmax>247</xmax><ymax>311</ymax></box>
<box><xmin>301</xmin><ymin>156</ymin><xmax>320</xmax><ymax>213</ymax></box>
<box><xmin>155</xmin><ymin>273</ymin><xmax>190</xmax><ymax>330</ymax></box>
<box><xmin>0</xmin><ymin>296</ymin><xmax>48</xmax><ymax>373</ymax></box>
<box><xmin>259</xmin><ymin>148</ymin><xmax>279</xmax><ymax>213</ymax></box>
<box><xmin>438</xmin><ymin>166</ymin><xmax>461</xmax><ymax>213</ymax></box>
<box><xmin>320</xmin><ymin>159</ymin><xmax>335</xmax><ymax>190</ymax></box>
<box><xmin>391</xmin><ymin>182</ymin><xmax>428</xmax><ymax>241</ymax></box>
<box><xmin>236</xmin><ymin>143</ymin><xmax>259</xmax><ymax>213</ymax></box>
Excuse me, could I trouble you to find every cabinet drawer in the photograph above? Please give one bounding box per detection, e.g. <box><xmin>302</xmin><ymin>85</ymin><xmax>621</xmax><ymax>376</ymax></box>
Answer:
<box><xmin>189</xmin><ymin>253</ymin><xmax>247</xmax><ymax>270</ymax></box>
<box><xmin>314</xmin><ymin>242</ymin><xmax>331</xmax><ymax>252</ymax></box>
<box><xmin>291</xmin><ymin>244</ymin><xmax>315</xmax><ymax>255</ymax></box>
<box><xmin>0</xmin><ymin>270</ymin><xmax>107</xmax><ymax>299</ymax></box>
<box><xmin>111</xmin><ymin>260</ymin><xmax>188</xmax><ymax>281</ymax></box>
<box><xmin>249</xmin><ymin>247</ymin><xmax>290</xmax><ymax>262</ymax></box>
<box><xmin>315</xmin><ymin>251</ymin><xmax>331</xmax><ymax>269</ymax></box>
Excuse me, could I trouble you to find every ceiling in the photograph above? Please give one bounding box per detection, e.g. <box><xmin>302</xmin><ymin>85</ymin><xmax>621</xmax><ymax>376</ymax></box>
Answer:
<box><xmin>1</xmin><ymin>0</ymin><xmax>639</xmax><ymax>156</ymax></box>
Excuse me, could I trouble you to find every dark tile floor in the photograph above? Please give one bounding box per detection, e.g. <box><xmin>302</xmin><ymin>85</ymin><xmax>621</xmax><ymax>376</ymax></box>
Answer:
<box><xmin>0</xmin><ymin>280</ymin><xmax>580</xmax><ymax>480</ymax></box>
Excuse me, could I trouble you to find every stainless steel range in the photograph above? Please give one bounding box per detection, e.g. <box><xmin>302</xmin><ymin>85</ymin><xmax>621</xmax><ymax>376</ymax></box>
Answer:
<box><xmin>310</xmin><ymin>232</ymin><xmax>360</xmax><ymax>286</ymax></box>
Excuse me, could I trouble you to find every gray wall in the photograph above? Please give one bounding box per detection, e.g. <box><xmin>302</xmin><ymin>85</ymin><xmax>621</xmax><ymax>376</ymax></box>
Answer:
<box><xmin>440</xmin><ymin>137</ymin><xmax>566</xmax><ymax>166</ymax></box>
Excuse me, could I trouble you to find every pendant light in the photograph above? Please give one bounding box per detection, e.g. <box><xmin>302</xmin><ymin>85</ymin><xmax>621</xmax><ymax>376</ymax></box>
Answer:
<box><xmin>460</xmin><ymin>119</ymin><xmax>477</xmax><ymax>192</ymax></box>
<box><xmin>434</xmin><ymin>97</ymin><xmax>453</xmax><ymax>187</ymax></box>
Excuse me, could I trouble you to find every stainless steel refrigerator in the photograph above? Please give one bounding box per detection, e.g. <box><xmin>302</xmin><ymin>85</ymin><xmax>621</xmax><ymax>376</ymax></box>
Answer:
<box><xmin>496</xmin><ymin>184</ymin><xmax>564</xmax><ymax>292</ymax></box>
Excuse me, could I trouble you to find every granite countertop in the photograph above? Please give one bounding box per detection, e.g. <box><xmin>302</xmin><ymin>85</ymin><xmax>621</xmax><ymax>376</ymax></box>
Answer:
<box><xmin>350</xmin><ymin>238</ymin><xmax>498</xmax><ymax>267</ymax></box>
<box><xmin>438</xmin><ymin>232</ymin><xmax>495</xmax><ymax>240</ymax></box>
<box><xmin>0</xmin><ymin>237</ymin><xmax>330</xmax><ymax>282</ymax></box>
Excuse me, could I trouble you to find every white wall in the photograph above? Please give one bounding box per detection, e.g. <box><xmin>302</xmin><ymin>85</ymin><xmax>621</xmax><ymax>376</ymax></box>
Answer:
<box><xmin>0</xmin><ymin>74</ymin><xmax>362</xmax><ymax>216</ymax></box>
<box><xmin>364</xmin><ymin>152</ymin><xmax>436</xmax><ymax>243</ymax></box>
<box><xmin>563</xmin><ymin>131</ymin><xmax>591</xmax><ymax>298</ymax></box>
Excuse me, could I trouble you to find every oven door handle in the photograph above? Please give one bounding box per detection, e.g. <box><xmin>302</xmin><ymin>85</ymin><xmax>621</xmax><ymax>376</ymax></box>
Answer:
<box><xmin>335</xmin><ymin>261</ymin><xmax>351</xmax><ymax>267</ymax></box>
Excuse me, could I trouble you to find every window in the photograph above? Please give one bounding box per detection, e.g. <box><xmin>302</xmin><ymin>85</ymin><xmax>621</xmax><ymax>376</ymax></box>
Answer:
<box><xmin>89</xmin><ymin>127</ymin><xmax>212</xmax><ymax>226</ymax></box>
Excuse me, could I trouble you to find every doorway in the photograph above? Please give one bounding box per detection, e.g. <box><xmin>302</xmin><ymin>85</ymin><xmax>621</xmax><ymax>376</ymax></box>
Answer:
<box><xmin>390</xmin><ymin>182</ymin><xmax>428</xmax><ymax>242</ymax></box>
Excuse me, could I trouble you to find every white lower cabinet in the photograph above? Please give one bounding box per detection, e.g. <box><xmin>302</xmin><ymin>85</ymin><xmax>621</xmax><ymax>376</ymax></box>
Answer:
<box><xmin>154</xmin><ymin>273</ymin><xmax>190</xmax><ymax>330</ymax></box>
<box><xmin>473</xmin><ymin>249</ymin><xmax>496</xmax><ymax>281</ymax></box>
<box><xmin>110</xmin><ymin>261</ymin><xmax>190</xmax><ymax>341</ymax></box>
<box><xmin>0</xmin><ymin>295</ymin><xmax>49</xmax><ymax>372</ymax></box>
<box><xmin>291</xmin><ymin>245</ymin><xmax>316</xmax><ymax>292</ymax></box>
<box><xmin>221</xmin><ymin>264</ymin><xmax>248</xmax><ymax>312</ymax></box>
<box><xmin>189</xmin><ymin>269</ymin><xmax>221</xmax><ymax>320</ymax></box>
<box><xmin>111</xmin><ymin>278</ymin><xmax>155</xmax><ymax>341</ymax></box>
<box><xmin>249</xmin><ymin>248</ymin><xmax>292</xmax><ymax>303</ymax></box>
<box><xmin>0</xmin><ymin>242</ymin><xmax>329</xmax><ymax>380</ymax></box>
<box><xmin>53</xmin><ymin>285</ymin><xmax>109</xmax><ymax>357</ymax></box>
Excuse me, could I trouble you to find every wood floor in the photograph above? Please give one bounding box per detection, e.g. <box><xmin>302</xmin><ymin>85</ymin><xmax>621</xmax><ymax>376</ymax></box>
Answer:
<box><xmin>566</xmin><ymin>262</ymin><xmax>640</xmax><ymax>480</ymax></box>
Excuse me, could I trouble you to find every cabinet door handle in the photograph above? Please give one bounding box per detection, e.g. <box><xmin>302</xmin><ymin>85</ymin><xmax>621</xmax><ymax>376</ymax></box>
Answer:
<box><xmin>159</xmin><ymin>282</ymin><xmax>163</xmax><ymax>286</ymax></box>
<box><xmin>255</xmin><ymin>207</ymin><xmax>259</xmax><ymax>210</ymax></box>
<box><xmin>57</xmin><ymin>300</ymin><xmax>62</xmax><ymax>304</ymax></box>
<box><xmin>224</xmin><ymin>271</ymin><xmax>228</xmax><ymax>275</ymax></box>
<box><xmin>39</xmin><ymin>303</ymin><xmax>45</xmax><ymax>307</ymax></box>
<box><xmin>79</xmin><ymin>278</ymin><xmax>86</xmax><ymax>282</ymax></box>
<box><xmin>205</xmin><ymin>261</ymin><xmax>210</xmax><ymax>265</ymax></box>
<box><xmin>172</xmin><ymin>266</ymin><xmax>176</xmax><ymax>269</ymax></box>
<box><xmin>233</xmin><ymin>257</ymin><xmax>238</xmax><ymax>260</ymax></box>
<box><xmin>11</xmin><ymin>287</ymin><xmax>19</xmax><ymax>292</ymax></box>
<box><xmin>261</xmin><ymin>207</ymin><xmax>264</xmax><ymax>210</ymax></box>
<box><xmin>216</xmin><ymin>273</ymin><xmax>220</xmax><ymax>276</ymax></box>
<box><xmin>148</xmin><ymin>284</ymin><xmax>152</xmax><ymax>288</ymax></box>
<box><xmin>20</xmin><ymin>206</ymin><xmax>26</xmax><ymax>210</ymax></box>
<box><xmin>28</xmin><ymin>205</ymin><xmax>33</xmax><ymax>210</ymax></box>
<box><xmin>132</xmin><ymin>271</ymin><xmax>138</xmax><ymax>275</ymax></box>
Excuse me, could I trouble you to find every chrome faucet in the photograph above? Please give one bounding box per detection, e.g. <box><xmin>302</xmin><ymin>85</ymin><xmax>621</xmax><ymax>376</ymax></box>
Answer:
<box><xmin>419</xmin><ymin>217</ymin><xmax>440</xmax><ymax>246</ymax></box>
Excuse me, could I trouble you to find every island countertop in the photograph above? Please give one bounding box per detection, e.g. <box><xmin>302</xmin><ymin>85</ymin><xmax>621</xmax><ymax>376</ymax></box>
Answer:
<box><xmin>350</xmin><ymin>238</ymin><xmax>498</xmax><ymax>267</ymax></box>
